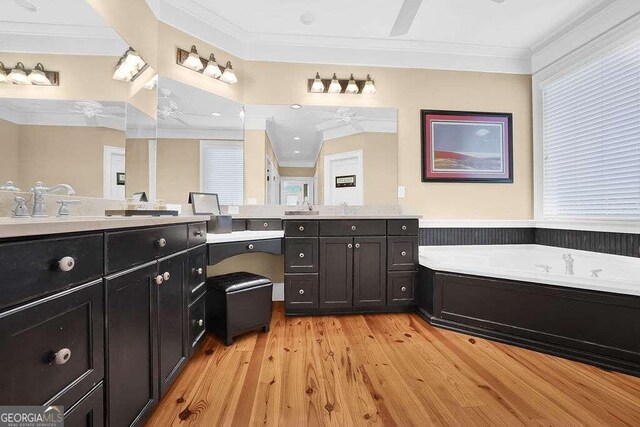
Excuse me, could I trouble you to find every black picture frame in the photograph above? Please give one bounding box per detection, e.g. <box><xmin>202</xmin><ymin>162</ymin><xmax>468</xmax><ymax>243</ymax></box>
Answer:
<box><xmin>420</xmin><ymin>109</ymin><xmax>513</xmax><ymax>183</ymax></box>
<box><xmin>116</xmin><ymin>172</ymin><xmax>126</xmax><ymax>186</ymax></box>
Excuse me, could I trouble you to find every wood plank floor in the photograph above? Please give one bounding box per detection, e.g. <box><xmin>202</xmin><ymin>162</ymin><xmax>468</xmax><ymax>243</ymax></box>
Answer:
<box><xmin>146</xmin><ymin>303</ymin><xmax>640</xmax><ymax>426</ymax></box>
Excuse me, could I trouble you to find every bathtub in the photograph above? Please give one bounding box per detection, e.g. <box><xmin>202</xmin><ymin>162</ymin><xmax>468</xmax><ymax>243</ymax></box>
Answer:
<box><xmin>419</xmin><ymin>244</ymin><xmax>640</xmax><ymax>296</ymax></box>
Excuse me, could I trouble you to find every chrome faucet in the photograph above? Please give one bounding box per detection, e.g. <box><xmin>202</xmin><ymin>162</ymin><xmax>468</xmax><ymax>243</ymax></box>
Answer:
<box><xmin>535</xmin><ymin>264</ymin><xmax>552</xmax><ymax>273</ymax></box>
<box><xmin>562</xmin><ymin>253</ymin><xmax>574</xmax><ymax>275</ymax></box>
<box><xmin>31</xmin><ymin>181</ymin><xmax>75</xmax><ymax>217</ymax></box>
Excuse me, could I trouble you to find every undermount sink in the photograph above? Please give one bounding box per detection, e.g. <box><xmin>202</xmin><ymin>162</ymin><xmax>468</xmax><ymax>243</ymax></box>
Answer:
<box><xmin>284</xmin><ymin>210</ymin><xmax>320</xmax><ymax>215</ymax></box>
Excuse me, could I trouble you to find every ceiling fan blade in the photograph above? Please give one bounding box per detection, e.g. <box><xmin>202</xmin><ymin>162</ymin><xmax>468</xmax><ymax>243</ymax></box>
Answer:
<box><xmin>351</xmin><ymin>122</ymin><xmax>365</xmax><ymax>132</ymax></box>
<box><xmin>390</xmin><ymin>0</ymin><xmax>423</xmax><ymax>37</ymax></box>
<box><xmin>101</xmin><ymin>106</ymin><xmax>124</xmax><ymax>114</ymax></box>
<box><xmin>173</xmin><ymin>116</ymin><xmax>190</xmax><ymax>126</ymax></box>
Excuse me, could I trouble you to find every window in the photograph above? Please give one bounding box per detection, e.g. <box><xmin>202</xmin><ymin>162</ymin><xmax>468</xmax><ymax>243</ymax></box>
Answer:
<box><xmin>542</xmin><ymin>37</ymin><xmax>640</xmax><ymax>220</ymax></box>
<box><xmin>200</xmin><ymin>140</ymin><xmax>244</xmax><ymax>205</ymax></box>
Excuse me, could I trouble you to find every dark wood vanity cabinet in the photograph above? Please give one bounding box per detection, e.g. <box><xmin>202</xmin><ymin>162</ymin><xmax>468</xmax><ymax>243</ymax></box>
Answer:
<box><xmin>319</xmin><ymin>237</ymin><xmax>353</xmax><ymax>308</ymax></box>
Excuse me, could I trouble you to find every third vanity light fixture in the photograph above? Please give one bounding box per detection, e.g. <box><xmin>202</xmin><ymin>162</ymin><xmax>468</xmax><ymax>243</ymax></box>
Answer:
<box><xmin>112</xmin><ymin>48</ymin><xmax>148</xmax><ymax>82</ymax></box>
<box><xmin>0</xmin><ymin>61</ymin><xmax>59</xmax><ymax>85</ymax></box>
<box><xmin>308</xmin><ymin>73</ymin><xmax>376</xmax><ymax>95</ymax></box>
<box><xmin>176</xmin><ymin>45</ymin><xmax>238</xmax><ymax>85</ymax></box>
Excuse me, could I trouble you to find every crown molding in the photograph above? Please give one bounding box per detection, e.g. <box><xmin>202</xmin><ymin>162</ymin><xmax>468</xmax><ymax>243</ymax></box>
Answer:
<box><xmin>148</xmin><ymin>0</ymin><xmax>531</xmax><ymax>74</ymax></box>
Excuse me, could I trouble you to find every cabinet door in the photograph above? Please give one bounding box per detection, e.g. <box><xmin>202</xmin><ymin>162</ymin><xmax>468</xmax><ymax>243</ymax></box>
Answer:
<box><xmin>353</xmin><ymin>237</ymin><xmax>387</xmax><ymax>307</ymax></box>
<box><xmin>319</xmin><ymin>237</ymin><xmax>353</xmax><ymax>308</ymax></box>
<box><xmin>157</xmin><ymin>252</ymin><xmax>188</xmax><ymax>397</ymax></box>
<box><xmin>105</xmin><ymin>262</ymin><xmax>158</xmax><ymax>427</ymax></box>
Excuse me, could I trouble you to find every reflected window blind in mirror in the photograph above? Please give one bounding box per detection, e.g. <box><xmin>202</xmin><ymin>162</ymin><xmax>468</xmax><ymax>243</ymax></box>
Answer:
<box><xmin>542</xmin><ymin>37</ymin><xmax>640</xmax><ymax>220</ymax></box>
<box><xmin>200</xmin><ymin>141</ymin><xmax>244</xmax><ymax>205</ymax></box>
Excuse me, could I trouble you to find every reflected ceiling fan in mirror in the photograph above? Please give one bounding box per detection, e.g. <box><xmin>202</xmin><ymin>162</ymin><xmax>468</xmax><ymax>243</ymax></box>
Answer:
<box><xmin>157</xmin><ymin>88</ymin><xmax>215</xmax><ymax>125</ymax></box>
<box><xmin>314</xmin><ymin>107</ymin><xmax>367</xmax><ymax>132</ymax></box>
<box><xmin>64</xmin><ymin>101</ymin><xmax>124</xmax><ymax>124</ymax></box>
<box><xmin>390</xmin><ymin>0</ymin><xmax>506</xmax><ymax>37</ymax></box>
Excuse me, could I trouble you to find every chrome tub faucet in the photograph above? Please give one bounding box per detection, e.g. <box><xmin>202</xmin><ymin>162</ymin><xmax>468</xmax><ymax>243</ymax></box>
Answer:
<box><xmin>562</xmin><ymin>253</ymin><xmax>574</xmax><ymax>275</ymax></box>
<box><xmin>31</xmin><ymin>181</ymin><xmax>75</xmax><ymax>217</ymax></box>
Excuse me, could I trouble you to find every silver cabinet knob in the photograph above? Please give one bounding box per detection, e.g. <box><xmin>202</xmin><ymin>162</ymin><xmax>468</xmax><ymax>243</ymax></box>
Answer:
<box><xmin>248</xmin><ymin>244</ymin><xmax>254</xmax><ymax>250</ymax></box>
<box><xmin>299</xmin><ymin>253</ymin><xmax>305</xmax><ymax>259</ymax></box>
<box><xmin>401</xmin><ymin>286</ymin><xmax>407</xmax><ymax>292</ymax></box>
<box><xmin>195</xmin><ymin>230</ymin><xmax>204</xmax><ymax>237</ymax></box>
<box><xmin>163</xmin><ymin>271</ymin><xmax>171</xmax><ymax>281</ymax></box>
<box><xmin>157</xmin><ymin>237</ymin><xmax>167</xmax><ymax>248</ymax></box>
<box><xmin>347</xmin><ymin>243</ymin><xmax>353</xmax><ymax>249</ymax></box>
<box><xmin>299</xmin><ymin>289</ymin><xmax>305</xmax><ymax>295</ymax></box>
<box><xmin>355</xmin><ymin>243</ymin><xmax>360</xmax><ymax>249</ymax></box>
<box><xmin>263</xmin><ymin>222</ymin><xmax>268</xmax><ymax>228</ymax></box>
<box><xmin>58</xmin><ymin>256</ymin><xmax>75</xmax><ymax>272</ymax></box>
<box><xmin>53</xmin><ymin>348</ymin><xmax>71</xmax><ymax>365</ymax></box>
<box><xmin>197</xmin><ymin>319</ymin><xmax>204</xmax><ymax>327</ymax></box>
<box><xmin>401</xmin><ymin>225</ymin><xmax>407</xmax><ymax>231</ymax></box>
<box><xmin>154</xmin><ymin>275</ymin><xmax>164</xmax><ymax>285</ymax></box>
<box><xmin>351</xmin><ymin>225</ymin><xmax>356</xmax><ymax>231</ymax></box>
<box><xmin>299</xmin><ymin>226</ymin><xmax>305</xmax><ymax>232</ymax></box>
<box><xmin>196</xmin><ymin>267</ymin><xmax>203</xmax><ymax>275</ymax></box>
<box><xmin>401</xmin><ymin>251</ymin><xmax>407</xmax><ymax>257</ymax></box>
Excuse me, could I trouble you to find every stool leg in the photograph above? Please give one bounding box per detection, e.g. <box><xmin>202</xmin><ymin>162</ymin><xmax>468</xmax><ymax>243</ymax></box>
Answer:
<box><xmin>224</xmin><ymin>335</ymin><xmax>233</xmax><ymax>346</ymax></box>
<box><xmin>263</xmin><ymin>324</ymin><xmax>270</xmax><ymax>333</ymax></box>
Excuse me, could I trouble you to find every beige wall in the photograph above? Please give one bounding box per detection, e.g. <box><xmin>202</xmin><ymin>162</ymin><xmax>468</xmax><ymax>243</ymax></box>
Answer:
<box><xmin>156</xmin><ymin>138</ymin><xmax>199</xmax><ymax>204</ymax></box>
<box><xmin>279</xmin><ymin>167</ymin><xmax>315</xmax><ymax>177</ymax></box>
<box><xmin>125</xmin><ymin>139</ymin><xmax>150</xmax><ymax>198</ymax></box>
<box><xmin>316</xmin><ymin>132</ymin><xmax>398</xmax><ymax>206</ymax></box>
<box><xmin>0</xmin><ymin>119</ymin><xmax>20</xmax><ymax>185</ymax></box>
<box><xmin>17</xmin><ymin>125</ymin><xmax>125</xmax><ymax>197</ymax></box>
<box><xmin>244</xmin><ymin>130</ymin><xmax>266</xmax><ymax>204</ymax></box>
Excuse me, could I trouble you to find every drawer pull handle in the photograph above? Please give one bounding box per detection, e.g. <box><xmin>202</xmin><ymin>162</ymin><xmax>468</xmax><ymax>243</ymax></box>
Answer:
<box><xmin>347</xmin><ymin>243</ymin><xmax>353</xmax><ymax>249</ymax></box>
<box><xmin>401</xmin><ymin>251</ymin><xmax>407</xmax><ymax>257</ymax></box>
<box><xmin>163</xmin><ymin>272</ymin><xmax>171</xmax><ymax>281</ymax></box>
<box><xmin>248</xmin><ymin>244</ymin><xmax>255</xmax><ymax>250</ymax></box>
<box><xmin>197</xmin><ymin>319</ymin><xmax>204</xmax><ymax>327</ymax></box>
<box><xmin>58</xmin><ymin>256</ymin><xmax>75</xmax><ymax>272</ymax></box>
<box><xmin>351</xmin><ymin>225</ymin><xmax>356</xmax><ymax>231</ymax></box>
<box><xmin>196</xmin><ymin>267</ymin><xmax>203</xmax><ymax>275</ymax></box>
<box><xmin>157</xmin><ymin>238</ymin><xmax>167</xmax><ymax>248</ymax></box>
<box><xmin>54</xmin><ymin>348</ymin><xmax>71</xmax><ymax>365</ymax></box>
<box><xmin>299</xmin><ymin>253</ymin><xmax>305</xmax><ymax>259</ymax></box>
<box><xmin>263</xmin><ymin>222</ymin><xmax>269</xmax><ymax>228</ymax></box>
<box><xmin>299</xmin><ymin>289</ymin><xmax>305</xmax><ymax>295</ymax></box>
<box><xmin>299</xmin><ymin>226</ymin><xmax>305</xmax><ymax>232</ymax></box>
<box><xmin>195</xmin><ymin>230</ymin><xmax>204</xmax><ymax>237</ymax></box>
<box><xmin>401</xmin><ymin>225</ymin><xmax>407</xmax><ymax>231</ymax></box>
<box><xmin>154</xmin><ymin>275</ymin><xmax>164</xmax><ymax>285</ymax></box>
<box><xmin>401</xmin><ymin>286</ymin><xmax>407</xmax><ymax>292</ymax></box>
<box><xmin>355</xmin><ymin>243</ymin><xmax>360</xmax><ymax>249</ymax></box>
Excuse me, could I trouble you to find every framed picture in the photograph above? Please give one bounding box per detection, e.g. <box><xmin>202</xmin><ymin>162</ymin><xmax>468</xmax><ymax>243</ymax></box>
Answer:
<box><xmin>116</xmin><ymin>172</ymin><xmax>126</xmax><ymax>186</ymax></box>
<box><xmin>189</xmin><ymin>192</ymin><xmax>221</xmax><ymax>215</ymax></box>
<box><xmin>421</xmin><ymin>110</ymin><xmax>513</xmax><ymax>183</ymax></box>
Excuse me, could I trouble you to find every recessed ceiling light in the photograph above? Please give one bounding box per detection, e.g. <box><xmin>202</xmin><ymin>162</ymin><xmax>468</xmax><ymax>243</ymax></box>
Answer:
<box><xmin>14</xmin><ymin>0</ymin><xmax>37</xmax><ymax>12</ymax></box>
<box><xmin>211</xmin><ymin>112</ymin><xmax>221</xmax><ymax>117</ymax></box>
<box><xmin>294</xmin><ymin>150</ymin><xmax>301</xmax><ymax>154</ymax></box>
<box><xmin>300</xmin><ymin>12</ymin><xmax>316</xmax><ymax>25</ymax></box>
<box><xmin>293</xmin><ymin>137</ymin><xmax>301</xmax><ymax>140</ymax></box>
<box><xmin>290</xmin><ymin>104</ymin><xmax>301</xmax><ymax>109</ymax></box>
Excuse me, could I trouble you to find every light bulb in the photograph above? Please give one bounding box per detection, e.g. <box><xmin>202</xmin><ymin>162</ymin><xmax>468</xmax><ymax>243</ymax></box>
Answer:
<box><xmin>220</xmin><ymin>61</ymin><xmax>238</xmax><ymax>84</ymax></box>
<box><xmin>28</xmin><ymin>63</ymin><xmax>51</xmax><ymax>85</ymax></box>
<box><xmin>112</xmin><ymin>57</ymin><xmax>133</xmax><ymax>81</ymax></box>
<box><xmin>345</xmin><ymin>74</ymin><xmax>359</xmax><ymax>94</ymax></box>
<box><xmin>183</xmin><ymin>45</ymin><xmax>203</xmax><ymax>71</ymax></box>
<box><xmin>144</xmin><ymin>74</ymin><xmax>158</xmax><ymax>90</ymax></box>
<box><xmin>310</xmin><ymin>72</ymin><xmax>324</xmax><ymax>93</ymax></box>
<box><xmin>361</xmin><ymin>74</ymin><xmax>376</xmax><ymax>95</ymax></box>
<box><xmin>0</xmin><ymin>62</ymin><xmax>8</xmax><ymax>83</ymax></box>
<box><xmin>123</xmin><ymin>49</ymin><xmax>145</xmax><ymax>72</ymax></box>
<box><xmin>328</xmin><ymin>73</ymin><xmax>341</xmax><ymax>93</ymax></box>
<box><xmin>8</xmin><ymin>62</ymin><xmax>28</xmax><ymax>84</ymax></box>
<box><xmin>203</xmin><ymin>54</ymin><xmax>222</xmax><ymax>78</ymax></box>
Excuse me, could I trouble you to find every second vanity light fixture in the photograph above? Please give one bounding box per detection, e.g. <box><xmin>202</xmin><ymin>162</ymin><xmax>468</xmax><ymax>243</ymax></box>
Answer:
<box><xmin>176</xmin><ymin>45</ymin><xmax>238</xmax><ymax>85</ymax></box>
<box><xmin>112</xmin><ymin>48</ymin><xmax>148</xmax><ymax>82</ymax></box>
<box><xmin>308</xmin><ymin>73</ymin><xmax>376</xmax><ymax>95</ymax></box>
<box><xmin>0</xmin><ymin>61</ymin><xmax>59</xmax><ymax>85</ymax></box>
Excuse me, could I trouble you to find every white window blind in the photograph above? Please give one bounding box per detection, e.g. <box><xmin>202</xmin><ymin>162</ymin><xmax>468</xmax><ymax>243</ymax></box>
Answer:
<box><xmin>542</xmin><ymin>37</ymin><xmax>640</xmax><ymax>220</ymax></box>
<box><xmin>200</xmin><ymin>141</ymin><xmax>244</xmax><ymax>205</ymax></box>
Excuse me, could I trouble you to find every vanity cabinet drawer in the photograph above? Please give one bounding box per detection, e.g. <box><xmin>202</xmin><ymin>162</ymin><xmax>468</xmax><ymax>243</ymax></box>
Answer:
<box><xmin>188</xmin><ymin>245</ymin><xmax>207</xmax><ymax>302</ymax></box>
<box><xmin>0</xmin><ymin>233</ymin><xmax>103</xmax><ymax>310</ymax></box>
<box><xmin>284</xmin><ymin>220</ymin><xmax>319</xmax><ymax>237</ymax></box>
<box><xmin>105</xmin><ymin>224</ymin><xmax>188</xmax><ymax>273</ymax></box>
<box><xmin>0</xmin><ymin>280</ymin><xmax>104</xmax><ymax>409</ymax></box>
<box><xmin>285</xmin><ymin>274</ymin><xmax>318</xmax><ymax>310</ymax></box>
<box><xmin>64</xmin><ymin>382</ymin><xmax>104</xmax><ymax>427</ymax></box>
<box><xmin>188</xmin><ymin>222</ymin><xmax>207</xmax><ymax>247</ymax></box>
<box><xmin>387</xmin><ymin>219</ymin><xmax>419</xmax><ymax>236</ymax></box>
<box><xmin>388</xmin><ymin>236</ymin><xmax>418</xmax><ymax>271</ymax></box>
<box><xmin>189</xmin><ymin>293</ymin><xmax>206</xmax><ymax>356</ymax></box>
<box><xmin>319</xmin><ymin>220</ymin><xmax>386</xmax><ymax>236</ymax></box>
<box><xmin>232</xmin><ymin>219</ymin><xmax>247</xmax><ymax>232</ymax></box>
<box><xmin>285</xmin><ymin>238</ymin><xmax>319</xmax><ymax>273</ymax></box>
<box><xmin>247</xmin><ymin>219</ymin><xmax>282</xmax><ymax>231</ymax></box>
<box><xmin>388</xmin><ymin>271</ymin><xmax>417</xmax><ymax>305</ymax></box>
<box><xmin>208</xmin><ymin>239</ymin><xmax>283</xmax><ymax>265</ymax></box>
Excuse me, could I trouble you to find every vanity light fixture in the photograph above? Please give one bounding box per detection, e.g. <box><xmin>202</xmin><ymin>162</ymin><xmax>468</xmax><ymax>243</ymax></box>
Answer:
<box><xmin>1</xmin><ymin>62</ymin><xmax>59</xmax><ymax>85</ymax></box>
<box><xmin>345</xmin><ymin>74</ymin><xmax>359</xmax><ymax>94</ymax></box>
<box><xmin>0</xmin><ymin>62</ymin><xmax>7</xmax><ymax>83</ymax></box>
<box><xmin>310</xmin><ymin>72</ymin><xmax>325</xmax><ymax>93</ymax></box>
<box><xmin>7</xmin><ymin>62</ymin><xmax>29</xmax><ymax>84</ymax></box>
<box><xmin>176</xmin><ymin>47</ymin><xmax>238</xmax><ymax>84</ymax></box>
<box><xmin>28</xmin><ymin>63</ymin><xmax>51</xmax><ymax>85</ymax></box>
<box><xmin>290</xmin><ymin>104</ymin><xmax>302</xmax><ymax>109</ymax></box>
<box><xmin>361</xmin><ymin>74</ymin><xmax>377</xmax><ymax>95</ymax></box>
<box><xmin>328</xmin><ymin>73</ymin><xmax>341</xmax><ymax>93</ymax></box>
<box><xmin>144</xmin><ymin>74</ymin><xmax>158</xmax><ymax>90</ymax></box>
<box><xmin>112</xmin><ymin>48</ymin><xmax>148</xmax><ymax>82</ymax></box>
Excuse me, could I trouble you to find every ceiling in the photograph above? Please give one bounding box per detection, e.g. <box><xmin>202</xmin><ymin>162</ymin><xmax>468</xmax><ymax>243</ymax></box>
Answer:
<box><xmin>245</xmin><ymin>105</ymin><xmax>397</xmax><ymax>167</ymax></box>
<box><xmin>0</xmin><ymin>0</ymin><xmax>128</xmax><ymax>55</ymax></box>
<box><xmin>149</xmin><ymin>0</ymin><xmax>612</xmax><ymax>73</ymax></box>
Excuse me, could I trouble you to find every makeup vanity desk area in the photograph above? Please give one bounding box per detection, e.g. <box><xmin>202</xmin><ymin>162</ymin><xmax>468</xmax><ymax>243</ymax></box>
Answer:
<box><xmin>207</xmin><ymin>215</ymin><xmax>421</xmax><ymax>316</ymax></box>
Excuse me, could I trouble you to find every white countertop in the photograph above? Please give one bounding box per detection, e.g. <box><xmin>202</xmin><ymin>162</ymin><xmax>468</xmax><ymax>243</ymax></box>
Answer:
<box><xmin>0</xmin><ymin>215</ymin><xmax>204</xmax><ymax>239</ymax></box>
<box><xmin>207</xmin><ymin>230</ymin><xmax>284</xmax><ymax>244</ymax></box>
<box><xmin>238</xmin><ymin>215</ymin><xmax>422</xmax><ymax>220</ymax></box>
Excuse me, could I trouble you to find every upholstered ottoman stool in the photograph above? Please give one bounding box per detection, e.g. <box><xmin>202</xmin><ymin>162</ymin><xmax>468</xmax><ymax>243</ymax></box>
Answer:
<box><xmin>205</xmin><ymin>272</ymin><xmax>273</xmax><ymax>346</ymax></box>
